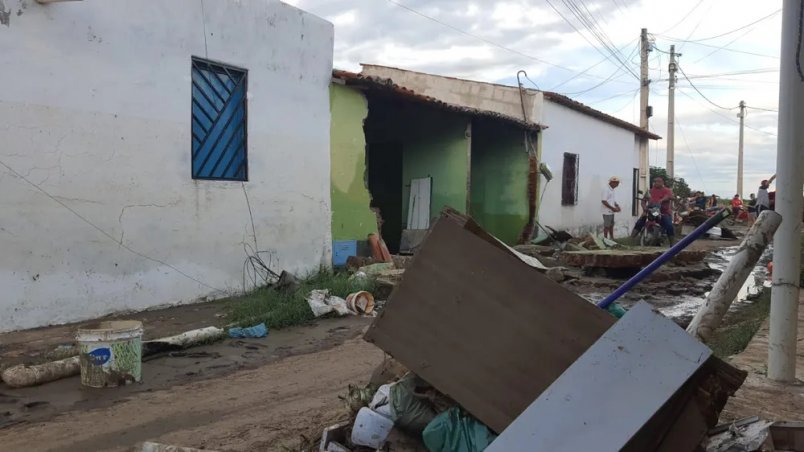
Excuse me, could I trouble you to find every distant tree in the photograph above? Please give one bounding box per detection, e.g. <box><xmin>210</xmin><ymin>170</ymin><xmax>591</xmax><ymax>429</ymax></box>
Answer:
<box><xmin>650</xmin><ymin>166</ymin><xmax>692</xmax><ymax>199</ymax></box>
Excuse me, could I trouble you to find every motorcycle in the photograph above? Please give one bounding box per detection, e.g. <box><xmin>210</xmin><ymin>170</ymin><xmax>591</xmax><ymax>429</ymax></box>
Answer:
<box><xmin>640</xmin><ymin>205</ymin><xmax>668</xmax><ymax>247</ymax></box>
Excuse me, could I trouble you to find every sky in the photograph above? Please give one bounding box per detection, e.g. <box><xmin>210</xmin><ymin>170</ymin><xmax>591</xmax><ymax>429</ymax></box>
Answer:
<box><xmin>284</xmin><ymin>0</ymin><xmax>783</xmax><ymax>198</ymax></box>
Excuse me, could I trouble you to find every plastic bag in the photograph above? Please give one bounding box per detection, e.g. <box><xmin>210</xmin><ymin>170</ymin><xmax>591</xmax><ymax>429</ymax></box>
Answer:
<box><xmin>389</xmin><ymin>374</ymin><xmax>436</xmax><ymax>434</ymax></box>
<box><xmin>422</xmin><ymin>407</ymin><xmax>497</xmax><ymax>452</ymax></box>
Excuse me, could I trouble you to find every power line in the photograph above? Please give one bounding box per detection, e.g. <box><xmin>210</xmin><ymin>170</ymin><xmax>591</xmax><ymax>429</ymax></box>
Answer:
<box><xmin>383</xmin><ymin>0</ymin><xmax>609</xmax><ymax>79</ymax></box>
<box><xmin>691</xmin><ymin>26</ymin><xmax>758</xmax><ymax>64</ymax></box>
<box><xmin>0</xmin><ymin>158</ymin><xmax>224</xmax><ymax>292</ymax></box>
<box><xmin>677</xmin><ymin>63</ymin><xmax>738</xmax><ymax>110</ymax></box>
<box><xmin>549</xmin><ymin>37</ymin><xmax>639</xmax><ymax>90</ymax></box>
<box><xmin>746</xmin><ymin>106</ymin><xmax>778</xmax><ymax>112</ymax></box>
<box><xmin>547</xmin><ymin>0</ymin><xmax>639</xmax><ymax>80</ymax></box>
<box><xmin>559</xmin><ymin>43</ymin><xmax>640</xmax><ymax>95</ymax></box>
<box><xmin>683</xmin><ymin>9</ymin><xmax>782</xmax><ymax>42</ymax></box>
<box><xmin>677</xmin><ymin>67</ymin><xmax>780</xmax><ymax>80</ymax></box>
<box><xmin>675</xmin><ymin>118</ymin><xmax>707</xmax><ymax>193</ymax></box>
<box><xmin>565</xmin><ymin>0</ymin><xmax>640</xmax><ymax>79</ymax></box>
<box><xmin>658</xmin><ymin>0</ymin><xmax>705</xmax><ymax>35</ymax></box>
<box><xmin>655</xmin><ymin>35</ymin><xmax>779</xmax><ymax>59</ymax></box>
<box><xmin>586</xmin><ymin>87</ymin><xmax>641</xmax><ymax>106</ymax></box>
<box><xmin>678</xmin><ymin>89</ymin><xmax>778</xmax><ymax>137</ymax></box>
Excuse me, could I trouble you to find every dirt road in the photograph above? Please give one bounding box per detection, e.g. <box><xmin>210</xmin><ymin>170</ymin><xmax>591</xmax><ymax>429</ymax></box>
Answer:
<box><xmin>1</xmin><ymin>337</ymin><xmax>384</xmax><ymax>452</ymax></box>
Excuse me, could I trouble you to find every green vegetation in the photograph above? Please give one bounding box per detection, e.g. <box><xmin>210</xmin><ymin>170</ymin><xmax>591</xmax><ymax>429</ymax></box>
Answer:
<box><xmin>227</xmin><ymin>270</ymin><xmax>377</xmax><ymax>330</ymax></box>
<box><xmin>707</xmin><ymin>290</ymin><xmax>771</xmax><ymax>359</ymax></box>
<box><xmin>650</xmin><ymin>166</ymin><xmax>692</xmax><ymax>198</ymax></box>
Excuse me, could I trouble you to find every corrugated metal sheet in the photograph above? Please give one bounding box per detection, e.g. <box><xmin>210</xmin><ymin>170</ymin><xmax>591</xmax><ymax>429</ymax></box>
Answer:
<box><xmin>364</xmin><ymin>212</ymin><xmax>615</xmax><ymax>433</ymax></box>
<box><xmin>332</xmin><ymin>70</ymin><xmax>545</xmax><ymax>131</ymax></box>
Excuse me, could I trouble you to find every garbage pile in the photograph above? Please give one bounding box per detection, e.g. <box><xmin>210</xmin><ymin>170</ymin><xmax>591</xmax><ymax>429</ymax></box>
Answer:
<box><xmin>321</xmin><ymin>208</ymin><xmax>749</xmax><ymax>452</ymax></box>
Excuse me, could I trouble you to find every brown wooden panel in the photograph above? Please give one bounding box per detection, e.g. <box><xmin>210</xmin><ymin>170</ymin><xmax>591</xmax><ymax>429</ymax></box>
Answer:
<box><xmin>364</xmin><ymin>215</ymin><xmax>615</xmax><ymax>433</ymax></box>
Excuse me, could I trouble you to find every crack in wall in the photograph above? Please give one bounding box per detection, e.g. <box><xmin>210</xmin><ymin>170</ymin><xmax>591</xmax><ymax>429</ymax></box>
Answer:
<box><xmin>118</xmin><ymin>202</ymin><xmax>180</xmax><ymax>245</ymax></box>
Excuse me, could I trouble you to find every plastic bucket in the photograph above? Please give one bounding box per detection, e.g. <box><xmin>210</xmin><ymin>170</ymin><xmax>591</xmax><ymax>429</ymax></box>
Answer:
<box><xmin>76</xmin><ymin>320</ymin><xmax>143</xmax><ymax>388</ymax></box>
<box><xmin>346</xmin><ymin>291</ymin><xmax>375</xmax><ymax>314</ymax></box>
<box><xmin>351</xmin><ymin>407</ymin><xmax>394</xmax><ymax>448</ymax></box>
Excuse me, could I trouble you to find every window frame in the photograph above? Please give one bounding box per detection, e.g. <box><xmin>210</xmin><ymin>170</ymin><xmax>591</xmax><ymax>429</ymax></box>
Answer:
<box><xmin>561</xmin><ymin>152</ymin><xmax>579</xmax><ymax>206</ymax></box>
<box><xmin>190</xmin><ymin>56</ymin><xmax>249</xmax><ymax>182</ymax></box>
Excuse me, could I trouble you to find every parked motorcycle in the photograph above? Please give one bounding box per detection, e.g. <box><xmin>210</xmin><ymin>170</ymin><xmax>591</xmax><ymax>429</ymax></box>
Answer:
<box><xmin>640</xmin><ymin>205</ymin><xmax>668</xmax><ymax>247</ymax></box>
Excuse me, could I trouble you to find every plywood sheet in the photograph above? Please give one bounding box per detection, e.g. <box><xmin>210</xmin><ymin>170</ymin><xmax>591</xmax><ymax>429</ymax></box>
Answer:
<box><xmin>364</xmin><ymin>215</ymin><xmax>615</xmax><ymax>433</ymax></box>
<box><xmin>487</xmin><ymin>302</ymin><xmax>711</xmax><ymax>452</ymax></box>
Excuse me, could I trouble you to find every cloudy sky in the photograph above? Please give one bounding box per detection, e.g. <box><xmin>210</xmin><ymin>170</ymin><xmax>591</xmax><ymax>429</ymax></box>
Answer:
<box><xmin>285</xmin><ymin>0</ymin><xmax>782</xmax><ymax>198</ymax></box>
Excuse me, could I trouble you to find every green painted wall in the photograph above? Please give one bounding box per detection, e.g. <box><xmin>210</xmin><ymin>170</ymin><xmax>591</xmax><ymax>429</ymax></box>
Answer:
<box><xmin>365</xmin><ymin>100</ymin><xmax>469</xmax><ymax>225</ymax></box>
<box><xmin>401</xmin><ymin>111</ymin><xmax>469</xmax><ymax>222</ymax></box>
<box><xmin>470</xmin><ymin>119</ymin><xmax>530</xmax><ymax>244</ymax></box>
<box><xmin>329</xmin><ymin>84</ymin><xmax>377</xmax><ymax>242</ymax></box>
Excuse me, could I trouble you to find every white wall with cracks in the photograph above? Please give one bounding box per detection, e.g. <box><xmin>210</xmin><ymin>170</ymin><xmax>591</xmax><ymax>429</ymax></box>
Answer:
<box><xmin>539</xmin><ymin>101</ymin><xmax>640</xmax><ymax>237</ymax></box>
<box><xmin>0</xmin><ymin>0</ymin><xmax>334</xmax><ymax>332</ymax></box>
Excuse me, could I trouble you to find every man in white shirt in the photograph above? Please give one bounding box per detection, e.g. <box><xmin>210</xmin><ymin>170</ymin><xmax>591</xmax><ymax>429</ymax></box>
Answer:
<box><xmin>601</xmin><ymin>176</ymin><xmax>621</xmax><ymax>239</ymax></box>
<box><xmin>756</xmin><ymin>174</ymin><xmax>776</xmax><ymax>213</ymax></box>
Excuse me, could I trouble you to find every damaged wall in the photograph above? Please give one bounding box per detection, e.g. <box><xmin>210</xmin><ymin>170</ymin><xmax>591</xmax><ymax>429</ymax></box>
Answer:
<box><xmin>329</xmin><ymin>84</ymin><xmax>377</xmax><ymax>242</ymax></box>
<box><xmin>365</xmin><ymin>99</ymin><xmax>469</xmax><ymax>224</ymax></box>
<box><xmin>470</xmin><ymin>119</ymin><xmax>530</xmax><ymax>244</ymax></box>
<box><xmin>539</xmin><ymin>101</ymin><xmax>638</xmax><ymax>236</ymax></box>
<box><xmin>0</xmin><ymin>0</ymin><xmax>334</xmax><ymax>332</ymax></box>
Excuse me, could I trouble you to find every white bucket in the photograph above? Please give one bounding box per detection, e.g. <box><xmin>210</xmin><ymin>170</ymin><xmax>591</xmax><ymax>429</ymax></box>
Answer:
<box><xmin>76</xmin><ymin>320</ymin><xmax>143</xmax><ymax>388</ymax></box>
<box><xmin>351</xmin><ymin>407</ymin><xmax>394</xmax><ymax>449</ymax></box>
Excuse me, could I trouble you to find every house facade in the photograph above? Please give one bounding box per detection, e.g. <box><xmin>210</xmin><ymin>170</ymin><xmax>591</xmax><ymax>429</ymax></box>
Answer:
<box><xmin>330</xmin><ymin>71</ymin><xmax>542</xmax><ymax>259</ymax></box>
<box><xmin>359</xmin><ymin>65</ymin><xmax>660</xmax><ymax>238</ymax></box>
<box><xmin>0</xmin><ymin>0</ymin><xmax>334</xmax><ymax>332</ymax></box>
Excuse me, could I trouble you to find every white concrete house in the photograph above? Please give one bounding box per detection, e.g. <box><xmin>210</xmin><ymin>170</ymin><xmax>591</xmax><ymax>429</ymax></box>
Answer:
<box><xmin>0</xmin><ymin>0</ymin><xmax>334</xmax><ymax>332</ymax></box>
<box><xmin>360</xmin><ymin>65</ymin><xmax>661</xmax><ymax>237</ymax></box>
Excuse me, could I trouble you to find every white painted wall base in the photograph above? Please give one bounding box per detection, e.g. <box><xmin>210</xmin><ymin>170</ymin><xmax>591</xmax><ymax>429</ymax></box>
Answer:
<box><xmin>0</xmin><ymin>0</ymin><xmax>334</xmax><ymax>332</ymax></box>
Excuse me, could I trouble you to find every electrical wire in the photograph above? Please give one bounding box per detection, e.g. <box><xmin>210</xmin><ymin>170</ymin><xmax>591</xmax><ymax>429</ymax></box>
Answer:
<box><xmin>691</xmin><ymin>26</ymin><xmax>758</xmax><ymax>64</ymax></box>
<box><xmin>655</xmin><ymin>35</ymin><xmax>779</xmax><ymax>59</ymax></box>
<box><xmin>383</xmin><ymin>0</ymin><xmax>622</xmax><ymax>81</ymax></box>
<box><xmin>658</xmin><ymin>0</ymin><xmax>705</xmax><ymax>35</ymax></box>
<box><xmin>677</xmin><ymin>64</ymin><xmax>738</xmax><ymax>110</ymax></box>
<box><xmin>675</xmin><ymin>118</ymin><xmax>707</xmax><ymax>193</ymax></box>
<box><xmin>559</xmin><ymin>44</ymin><xmax>640</xmax><ymax>96</ymax></box>
<box><xmin>683</xmin><ymin>9</ymin><xmax>782</xmax><ymax>43</ymax></box>
<box><xmin>0</xmin><ymin>158</ymin><xmax>224</xmax><ymax>293</ymax></box>
<box><xmin>241</xmin><ymin>183</ymin><xmax>280</xmax><ymax>292</ymax></box>
<box><xmin>549</xmin><ymin>37</ymin><xmax>639</xmax><ymax>90</ymax></box>
<box><xmin>797</xmin><ymin>0</ymin><xmax>804</xmax><ymax>81</ymax></box>
<box><xmin>746</xmin><ymin>106</ymin><xmax>778</xmax><ymax>112</ymax></box>
<box><xmin>678</xmin><ymin>89</ymin><xmax>778</xmax><ymax>137</ymax></box>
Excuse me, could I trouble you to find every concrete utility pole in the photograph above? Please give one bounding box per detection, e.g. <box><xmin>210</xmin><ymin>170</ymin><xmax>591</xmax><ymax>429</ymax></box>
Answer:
<box><xmin>737</xmin><ymin>101</ymin><xmax>746</xmax><ymax>198</ymax></box>
<box><xmin>768</xmin><ymin>0</ymin><xmax>804</xmax><ymax>383</ymax></box>
<box><xmin>666</xmin><ymin>45</ymin><xmax>678</xmax><ymax>179</ymax></box>
<box><xmin>639</xmin><ymin>28</ymin><xmax>651</xmax><ymax>192</ymax></box>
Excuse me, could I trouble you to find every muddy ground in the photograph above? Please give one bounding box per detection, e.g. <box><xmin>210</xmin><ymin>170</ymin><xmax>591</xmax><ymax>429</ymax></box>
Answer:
<box><xmin>0</xmin><ymin>228</ymin><xmax>780</xmax><ymax>451</ymax></box>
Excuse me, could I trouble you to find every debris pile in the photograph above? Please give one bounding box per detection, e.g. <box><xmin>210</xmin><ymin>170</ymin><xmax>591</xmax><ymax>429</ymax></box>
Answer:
<box><xmin>322</xmin><ymin>209</ymin><xmax>748</xmax><ymax>451</ymax></box>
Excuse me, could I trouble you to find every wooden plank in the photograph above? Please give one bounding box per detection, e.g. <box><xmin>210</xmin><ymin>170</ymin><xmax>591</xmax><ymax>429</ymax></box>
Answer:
<box><xmin>364</xmin><ymin>215</ymin><xmax>615</xmax><ymax>433</ymax></box>
<box><xmin>487</xmin><ymin>302</ymin><xmax>710</xmax><ymax>452</ymax></box>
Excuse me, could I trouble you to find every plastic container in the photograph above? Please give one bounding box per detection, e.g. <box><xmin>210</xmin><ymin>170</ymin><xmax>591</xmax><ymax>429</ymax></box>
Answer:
<box><xmin>76</xmin><ymin>320</ymin><xmax>143</xmax><ymax>388</ymax></box>
<box><xmin>346</xmin><ymin>291</ymin><xmax>375</xmax><ymax>314</ymax></box>
<box><xmin>351</xmin><ymin>407</ymin><xmax>394</xmax><ymax>448</ymax></box>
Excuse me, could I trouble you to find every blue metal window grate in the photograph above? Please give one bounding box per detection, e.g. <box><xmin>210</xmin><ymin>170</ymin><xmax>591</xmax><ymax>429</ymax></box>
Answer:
<box><xmin>191</xmin><ymin>58</ymin><xmax>248</xmax><ymax>180</ymax></box>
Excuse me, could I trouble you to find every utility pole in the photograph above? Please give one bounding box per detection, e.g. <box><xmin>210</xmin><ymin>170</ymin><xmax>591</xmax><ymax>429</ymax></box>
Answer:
<box><xmin>736</xmin><ymin>101</ymin><xmax>746</xmax><ymax>198</ymax></box>
<box><xmin>768</xmin><ymin>0</ymin><xmax>804</xmax><ymax>383</ymax></box>
<box><xmin>639</xmin><ymin>28</ymin><xmax>651</xmax><ymax>192</ymax></box>
<box><xmin>666</xmin><ymin>45</ymin><xmax>677</xmax><ymax>179</ymax></box>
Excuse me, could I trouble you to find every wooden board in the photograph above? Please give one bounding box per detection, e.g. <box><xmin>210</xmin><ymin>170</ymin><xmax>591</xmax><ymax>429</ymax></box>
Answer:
<box><xmin>364</xmin><ymin>215</ymin><xmax>615</xmax><ymax>433</ymax></box>
<box><xmin>406</xmin><ymin>177</ymin><xmax>431</xmax><ymax>230</ymax></box>
<box><xmin>487</xmin><ymin>301</ymin><xmax>711</xmax><ymax>452</ymax></box>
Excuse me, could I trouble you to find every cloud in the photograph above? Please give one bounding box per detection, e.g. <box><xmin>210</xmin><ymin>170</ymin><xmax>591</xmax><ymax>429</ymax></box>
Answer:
<box><xmin>288</xmin><ymin>0</ymin><xmax>782</xmax><ymax>196</ymax></box>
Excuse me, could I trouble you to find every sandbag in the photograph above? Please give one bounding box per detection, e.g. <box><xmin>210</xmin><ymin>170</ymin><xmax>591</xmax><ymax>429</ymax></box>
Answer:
<box><xmin>422</xmin><ymin>407</ymin><xmax>497</xmax><ymax>452</ymax></box>
<box><xmin>389</xmin><ymin>373</ymin><xmax>436</xmax><ymax>434</ymax></box>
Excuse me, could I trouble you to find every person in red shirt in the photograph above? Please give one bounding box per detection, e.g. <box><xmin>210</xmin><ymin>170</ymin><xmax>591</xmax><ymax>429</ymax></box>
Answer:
<box><xmin>631</xmin><ymin>177</ymin><xmax>675</xmax><ymax>241</ymax></box>
<box><xmin>730</xmin><ymin>194</ymin><xmax>744</xmax><ymax>218</ymax></box>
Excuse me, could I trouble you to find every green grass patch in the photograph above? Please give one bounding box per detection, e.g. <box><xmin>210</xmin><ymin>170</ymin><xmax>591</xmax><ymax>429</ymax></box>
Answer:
<box><xmin>707</xmin><ymin>290</ymin><xmax>771</xmax><ymax>359</ymax></box>
<box><xmin>226</xmin><ymin>270</ymin><xmax>377</xmax><ymax>330</ymax></box>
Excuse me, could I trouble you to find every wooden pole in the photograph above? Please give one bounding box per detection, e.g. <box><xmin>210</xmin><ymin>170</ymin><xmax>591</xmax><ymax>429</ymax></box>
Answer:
<box><xmin>687</xmin><ymin>210</ymin><xmax>782</xmax><ymax>342</ymax></box>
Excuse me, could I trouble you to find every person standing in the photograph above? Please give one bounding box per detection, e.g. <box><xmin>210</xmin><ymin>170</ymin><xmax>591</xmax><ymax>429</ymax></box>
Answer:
<box><xmin>756</xmin><ymin>174</ymin><xmax>776</xmax><ymax>213</ymax></box>
<box><xmin>747</xmin><ymin>193</ymin><xmax>758</xmax><ymax>221</ymax></box>
<box><xmin>601</xmin><ymin>176</ymin><xmax>621</xmax><ymax>239</ymax></box>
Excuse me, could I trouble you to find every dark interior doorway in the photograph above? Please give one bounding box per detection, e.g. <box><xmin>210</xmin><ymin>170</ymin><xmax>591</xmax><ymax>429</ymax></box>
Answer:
<box><xmin>367</xmin><ymin>141</ymin><xmax>403</xmax><ymax>253</ymax></box>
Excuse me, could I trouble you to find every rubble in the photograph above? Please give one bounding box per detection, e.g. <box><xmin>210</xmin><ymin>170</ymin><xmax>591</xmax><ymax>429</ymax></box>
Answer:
<box><xmin>559</xmin><ymin>248</ymin><xmax>708</xmax><ymax>268</ymax></box>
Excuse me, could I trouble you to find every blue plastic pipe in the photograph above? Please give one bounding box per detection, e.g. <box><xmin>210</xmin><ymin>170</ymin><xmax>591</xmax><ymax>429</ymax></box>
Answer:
<box><xmin>597</xmin><ymin>208</ymin><xmax>731</xmax><ymax>310</ymax></box>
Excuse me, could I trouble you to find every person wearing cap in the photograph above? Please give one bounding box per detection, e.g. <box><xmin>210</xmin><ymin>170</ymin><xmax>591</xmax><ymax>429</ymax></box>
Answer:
<box><xmin>756</xmin><ymin>174</ymin><xmax>776</xmax><ymax>213</ymax></box>
<box><xmin>601</xmin><ymin>176</ymin><xmax>621</xmax><ymax>239</ymax></box>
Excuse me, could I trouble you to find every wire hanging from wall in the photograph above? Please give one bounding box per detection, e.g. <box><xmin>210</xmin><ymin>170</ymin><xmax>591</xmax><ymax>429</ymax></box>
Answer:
<box><xmin>241</xmin><ymin>182</ymin><xmax>280</xmax><ymax>292</ymax></box>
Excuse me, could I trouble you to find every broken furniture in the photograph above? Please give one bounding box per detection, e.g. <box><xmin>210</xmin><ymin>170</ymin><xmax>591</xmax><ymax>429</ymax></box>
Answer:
<box><xmin>365</xmin><ymin>209</ymin><xmax>745</xmax><ymax>450</ymax></box>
